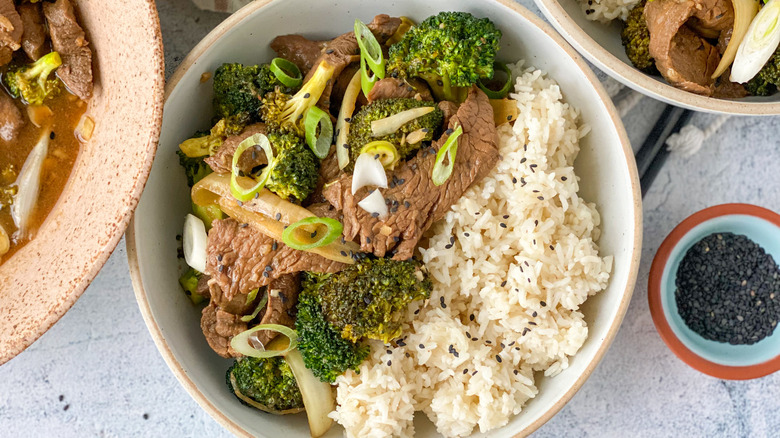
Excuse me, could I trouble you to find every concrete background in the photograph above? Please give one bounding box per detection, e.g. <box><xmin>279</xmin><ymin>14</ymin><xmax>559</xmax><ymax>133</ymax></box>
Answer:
<box><xmin>1</xmin><ymin>0</ymin><xmax>778</xmax><ymax>436</ymax></box>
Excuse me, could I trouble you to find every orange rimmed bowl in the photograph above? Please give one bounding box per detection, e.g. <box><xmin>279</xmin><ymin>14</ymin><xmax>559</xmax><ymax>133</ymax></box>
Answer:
<box><xmin>649</xmin><ymin>203</ymin><xmax>780</xmax><ymax>380</ymax></box>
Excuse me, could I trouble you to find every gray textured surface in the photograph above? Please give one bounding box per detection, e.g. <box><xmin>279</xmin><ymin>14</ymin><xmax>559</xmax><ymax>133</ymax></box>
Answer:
<box><xmin>1</xmin><ymin>0</ymin><xmax>779</xmax><ymax>437</ymax></box>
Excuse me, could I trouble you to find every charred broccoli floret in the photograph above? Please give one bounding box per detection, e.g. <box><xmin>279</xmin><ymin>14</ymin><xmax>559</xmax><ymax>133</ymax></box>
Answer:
<box><xmin>178</xmin><ymin>267</ymin><xmax>208</xmax><ymax>305</ymax></box>
<box><xmin>745</xmin><ymin>47</ymin><xmax>780</xmax><ymax>96</ymax></box>
<box><xmin>226</xmin><ymin>356</ymin><xmax>304</xmax><ymax>413</ymax></box>
<box><xmin>176</xmin><ymin>151</ymin><xmax>211</xmax><ymax>187</ymax></box>
<box><xmin>260</xmin><ymin>60</ymin><xmax>336</xmax><ymax>134</ymax></box>
<box><xmin>3</xmin><ymin>51</ymin><xmax>62</xmax><ymax>105</ymax></box>
<box><xmin>387</xmin><ymin>12</ymin><xmax>501</xmax><ymax>101</ymax></box>
<box><xmin>319</xmin><ymin>258</ymin><xmax>431</xmax><ymax>343</ymax></box>
<box><xmin>178</xmin><ymin>115</ymin><xmax>249</xmax><ymax>159</ymax></box>
<box><xmin>347</xmin><ymin>98</ymin><xmax>443</xmax><ymax>169</ymax></box>
<box><xmin>296</xmin><ymin>273</ymin><xmax>371</xmax><ymax>383</ymax></box>
<box><xmin>621</xmin><ymin>0</ymin><xmax>656</xmax><ymax>74</ymax></box>
<box><xmin>213</xmin><ymin>63</ymin><xmax>298</xmax><ymax>121</ymax></box>
<box><xmin>265</xmin><ymin>131</ymin><xmax>320</xmax><ymax>203</ymax></box>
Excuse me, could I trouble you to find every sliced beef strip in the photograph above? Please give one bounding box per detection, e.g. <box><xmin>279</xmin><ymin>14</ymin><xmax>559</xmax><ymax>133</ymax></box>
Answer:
<box><xmin>201</xmin><ymin>302</ymin><xmax>247</xmax><ymax>358</ymax></box>
<box><xmin>688</xmin><ymin>0</ymin><xmax>734</xmax><ymax>35</ymax></box>
<box><xmin>438</xmin><ymin>101</ymin><xmax>459</xmax><ymax>129</ymax></box>
<box><xmin>205</xmin><ymin>123</ymin><xmax>268</xmax><ymax>174</ymax></box>
<box><xmin>205</xmin><ymin>218</ymin><xmax>346</xmax><ymax>302</ymax></box>
<box><xmin>0</xmin><ymin>91</ymin><xmax>24</xmax><ymax>142</ymax></box>
<box><xmin>323</xmin><ymin>87</ymin><xmax>499</xmax><ymax>260</ymax></box>
<box><xmin>270</xmin><ymin>34</ymin><xmax>326</xmax><ymax>75</ymax></box>
<box><xmin>18</xmin><ymin>2</ymin><xmax>46</xmax><ymax>61</ymax></box>
<box><xmin>196</xmin><ymin>274</ymin><xmax>212</xmax><ymax>300</ymax></box>
<box><xmin>0</xmin><ymin>0</ymin><xmax>23</xmax><ymax>66</ymax></box>
<box><xmin>329</xmin><ymin>62</ymin><xmax>363</xmax><ymax>115</ymax></box>
<box><xmin>254</xmin><ymin>273</ymin><xmax>300</xmax><ymax>347</ymax></box>
<box><xmin>305</xmin><ymin>150</ymin><xmax>342</xmax><ymax>205</ymax></box>
<box><xmin>367</xmin><ymin>77</ymin><xmax>433</xmax><ymax>102</ymax></box>
<box><xmin>43</xmin><ymin>0</ymin><xmax>93</xmax><ymax>101</ymax></box>
<box><xmin>645</xmin><ymin>0</ymin><xmax>720</xmax><ymax>96</ymax></box>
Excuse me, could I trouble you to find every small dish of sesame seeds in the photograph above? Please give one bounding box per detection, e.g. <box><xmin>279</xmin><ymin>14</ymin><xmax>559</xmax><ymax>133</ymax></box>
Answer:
<box><xmin>649</xmin><ymin>204</ymin><xmax>780</xmax><ymax>380</ymax></box>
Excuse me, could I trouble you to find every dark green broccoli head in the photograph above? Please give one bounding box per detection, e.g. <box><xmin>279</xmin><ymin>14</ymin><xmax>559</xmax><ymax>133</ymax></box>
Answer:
<box><xmin>265</xmin><ymin>131</ymin><xmax>320</xmax><ymax>203</ymax></box>
<box><xmin>296</xmin><ymin>273</ymin><xmax>371</xmax><ymax>383</ymax></box>
<box><xmin>387</xmin><ymin>12</ymin><xmax>501</xmax><ymax>101</ymax></box>
<box><xmin>745</xmin><ymin>47</ymin><xmax>780</xmax><ymax>96</ymax></box>
<box><xmin>176</xmin><ymin>150</ymin><xmax>212</xmax><ymax>187</ymax></box>
<box><xmin>227</xmin><ymin>356</ymin><xmax>304</xmax><ymax>413</ymax></box>
<box><xmin>621</xmin><ymin>0</ymin><xmax>656</xmax><ymax>74</ymax></box>
<box><xmin>178</xmin><ymin>267</ymin><xmax>207</xmax><ymax>305</ymax></box>
<box><xmin>347</xmin><ymin>98</ymin><xmax>443</xmax><ymax>170</ymax></box>
<box><xmin>213</xmin><ymin>63</ymin><xmax>297</xmax><ymax>121</ymax></box>
<box><xmin>319</xmin><ymin>258</ymin><xmax>432</xmax><ymax>344</ymax></box>
<box><xmin>3</xmin><ymin>51</ymin><xmax>63</xmax><ymax>105</ymax></box>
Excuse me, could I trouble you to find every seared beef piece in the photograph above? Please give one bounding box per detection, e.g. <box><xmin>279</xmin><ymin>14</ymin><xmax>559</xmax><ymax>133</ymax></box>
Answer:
<box><xmin>714</xmin><ymin>70</ymin><xmax>748</xmax><ymax>98</ymax></box>
<box><xmin>205</xmin><ymin>218</ymin><xmax>345</xmax><ymax>302</ymax></box>
<box><xmin>0</xmin><ymin>91</ymin><xmax>24</xmax><ymax>142</ymax></box>
<box><xmin>323</xmin><ymin>87</ymin><xmax>499</xmax><ymax>260</ymax></box>
<box><xmin>201</xmin><ymin>301</ymin><xmax>247</xmax><ymax>358</ymax></box>
<box><xmin>43</xmin><ymin>0</ymin><xmax>93</xmax><ymax>100</ymax></box>
<box><xmin>438</xmin><ymin>101</ymin><xmax>459</xmax><ymax>128</ymax></box>
<box><xmin>367</xmin><ymin>77</ymin><xmax>433</xmax><ymax>102</ymax></box>
<box><xmin>270</xmin><ymin>35</ymin><xmax>326</xmax><ymax>75</ymax></box>
<box><xmin>196</xmin><ymin>274</ymin><xmax>212</xmax><ymax>300</ymax></box>
<box><xmin>254</xmin><ymin>273</ymin><xmax>300</xmax><ymax>347</ymax></box>
<box><xmin>0</xmin><ymin>0</ymin><xmax>23</xmax><ymax>66</ymax></box>
<box><xmin>307</xmin><ymin>202</ymin><xmax>340</xmax><ymax>220</ymax></box>
<box><xmin>305</xmin><ymin>150</ymin><xmax>342</xmax><ymax>205</ymax></box>
<box><xmin>687</xmin><ymin>0</ymin><xmax>734</xmax><ymax>35</ymax></box>
<box><xmin>205</xmin><ymin>123</ymin><xmax>268</xmax><ymax>174</ymax></box>
<box><xmin>18</xmin><ymin>2</ymin><xmax>46</xmax><ymax>61</ymax></box>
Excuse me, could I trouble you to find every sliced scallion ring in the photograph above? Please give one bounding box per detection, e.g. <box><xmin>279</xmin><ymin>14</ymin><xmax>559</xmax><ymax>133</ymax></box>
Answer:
<box><xmin>230</xmin><ymin>133</ymin><xmax>275</xmax><ymax>202</ymax></box>
<box><xmin>282</xmin><ymin>217</ymin><xmax>343</xmax><ymax>251</ymax></box>
<box><xmin>241</xmin><ymin>293</ymin><xmax>269</xmax><ymax>322</ymax></box>
<box><xmin>359</xmin><ymin>141</ymin><xmax>400</xmax><ymax>169</ymax></box>
<box><xmin>304</xmin><ymin>106</ymin><xmax>333</xmax><ymax>159</ymax></box>
<box><xmin>477</xmin><ymin>62</ymin><xmax>512</xmax><ymax>99</ymax></box>
<box><xmin>432</xmin><ymin>125</ymin><xmax>463</xmax><ymax>186</ymax></box>
<box><xmin>360</xmin><ymin>56</ymin><xmax>380</xmax><ymax>97</ymax></box>
<box><xmin>230</xmin><ymin>324</ymin><xmax>299</xmax><ymax>358</ymax></box>
<box><xmin>269</xmin><ymin>57</ymin><xmax>303</xmax><ymax>89</ymax></box>
<box><xmin>354</xmin><ymin>19</ymin><xmax>385</xmax><ymax>78</ymax></box>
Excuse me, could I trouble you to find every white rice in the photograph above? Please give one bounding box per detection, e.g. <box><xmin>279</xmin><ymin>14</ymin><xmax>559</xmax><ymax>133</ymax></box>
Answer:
<box><xmin>330</xmin><ymin>61</ymin><xmax>613</xmax><ymax>438</ymax></box>
<box><xmin>578</xmin><ymin>0</ymin><xmax>639</xmax><ymax>23</ymax></box>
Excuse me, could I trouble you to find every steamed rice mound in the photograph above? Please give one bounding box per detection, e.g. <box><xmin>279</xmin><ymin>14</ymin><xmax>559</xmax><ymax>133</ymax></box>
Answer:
<box><xmin>330</xmin><ymin>61</ymin><xmax>613</xmax><ymax>438</ymax></box>
<box><xmin>578</xmin><ymin>0</ymin><xmax>639</xmax><ymax>22</ymax></box>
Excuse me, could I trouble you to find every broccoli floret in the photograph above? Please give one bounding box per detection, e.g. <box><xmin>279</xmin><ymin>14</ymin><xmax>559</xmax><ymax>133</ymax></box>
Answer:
<box><xmin>745</xmin><ymin>47</ymin><xmax>780</xmax><ymax>96</ymax></box>
<box><xmin>3</xmin><ymin>51</ymin><xmax>63</xmax><ymax>105</ymax></box>
<box><xmin>178</xmin><ymin>267</ymin><xmax>207</xmax><ymax>305</ymax></box>
<box><xmin>621</xmin><ymin>0</ymin><xmax>656</xmax><ymax>74</ymax></box>
<box><xmin>387</xmin><ymin>12</ymin><xmax>501</xmax><ymax>102</ymax></box>
<box><xmin>176</xmin><ymin>151</ymin><xmax>211</xmax><ymax>188</ymax></box>
<box><xmin>265</xmin><ymin>131</ymin><xmax>320</xmax><ymax>203</ymax></box>
<box><xmin>226</xmin><ymin>356</ymin><xmax>304</xmax><ymax>413</ymax></box>
<box><xmin>260</xmin><ymin>60</ymin><xmax>336</xmax><ymax>134</ymax></box>
<box><xmin>319</xmin><ymin>258</ymin><xmax>432</xmax><ymax>343</ymax></box>
<box><xmin>213</xmin><ymin>63</ymin><xmax>298</xmax><ymax>121</ymax></box>
<box><xmin>347</xmin><ymin>98</ymin><xmax>443</xmax><ymax>169</ymax></box>
<box><xmin>296</xmin><ymin>273</ymin><xmax>371</xmax><ymax>383</ymax></box>
<box><xmin>178</xmin><ymin>115</ymin><xmax>249</xmax><ymax>158</ymax></box>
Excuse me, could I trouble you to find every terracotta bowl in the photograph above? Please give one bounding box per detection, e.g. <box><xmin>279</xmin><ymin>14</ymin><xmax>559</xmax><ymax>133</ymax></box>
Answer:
<box><xmin>0</xmin><ymin>0</ymin><xmax>164</xmax><ymax>364</ymax></box>
<box><xmin>533</xmin><ymin>0</ymin><xmax>780</xmax><ymax>115</ymax></box>
<box><xmin>128</xmin><ymin>0</ymin><xmax>641</xmax><ymax>436</ymax></box>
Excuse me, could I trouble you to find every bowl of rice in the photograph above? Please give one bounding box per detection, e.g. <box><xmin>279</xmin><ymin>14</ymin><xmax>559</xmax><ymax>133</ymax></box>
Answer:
<box><xmin>127</xmin><ymin>0</ymin><xmax>642</xmax><ymax>437</ymax></box>
<box><xmin>533</xmin><ymin>0</ymin><xmax>780</xmax><ymax>115</ymax></box>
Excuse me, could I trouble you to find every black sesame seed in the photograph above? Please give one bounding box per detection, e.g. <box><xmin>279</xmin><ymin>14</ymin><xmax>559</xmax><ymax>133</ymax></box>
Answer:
<box><xmin>501</xmin><ymin>281</ymin><xmax>507</xmax><ymax>287</ymax></box>
<box><xmin>512</xmin><ymin>177</ymin><xmax>518</xmax><ymax>184</ymax></box>
<box><xmin>63</xmin><ymin>404</ymin><xmax>70</xmax><ymax>411</ymax></box>
<box><xmin>340</xmin><ymin>251</ymin><xmax>347</xmax><ymax>256</ymax></box>
<box><xmin>445</xmin><ymin>128</ymin><xmax>454</xmax><ymax>135</ymax></box>
<box><xmin>326</xmin><ymin>49</ymin><xmax>335</xmax><ymax>54</ymax></box>
<box><xmin>387</xmin><ymin>360</ymin><xmax>392</xmax><ymax>366</ymax></box>
<box><xmin>397</xmin><ymin>339</ymin><xmax>406</xmax><ymax>347</ymax></box>
<box><xmin>419</xmin><ymin>344</ymin><xmax>425</xmax><ymax>349</ymax></box>
<box><xmin>463</xmin><ymin>369</ymin><xmax>469</xmax><ymax>374</ymax></box>
<box><xmin>440</xmin><ymin>297</ymin><xmax>447</xmax><ymax>308</ymax></box>
<box><xmin>275</xmin><ymin>212</ymin><xmax>282</xmax><ymax>221</ymax></box>
<box><xmin>529</xmin><ymin>321</ymin><xmax>537</xmax><ymax>326</ymax></box>
<box><xmin>263</xmin><ymin>272</ymin><xmax>269</xmax><ymax>278</ymax></box>
<box><xmin>503</xmin><ymin>215</ymin><xmax>510</xmax><ymax>219</ymax></box>
<box><xmin>561</xmin><ymin>176</ymin><xmax>568</xmax><ymax>181</ymax></box>
<box><xmin>464</xmin><ymin>232</ymin><xmax>470</xmax><ymax>237</ymax></box>
<box><xmin>59</xmin><ymin>395</ymin><xmax>64</xmax><ymax>402</ymax></box>
<box><xmin>143</xmin><ymin>413</ymin><xmax>149</xmax><ymax>420</ymax></box>
<box><xmin>500</xmin><ymin>223</ymin><xmax>507</xmax><ymax>228</ymax></box>
<box><xmin>507</xmin><ymin>115</ymin><xmax>512</xmax><ymax>121</ymax></box>
<box><xmin>532</xmin><ymin>311</ymin><xmax>537</xmax><ymax>317</ymax></box>
<box><xmin>520</xmin><ymin>158</ymin><xmax>527</xmax><ymax>164</ymax></box>
<box><xmin>470</xmin><ymin>314</ymin><xmax>475</xmax><ymax>321</ymax></box>
<box><xmin>472</xmin><ymin>370</ymin><xmax>478</xmax><ymax>376</ymax></box>
<box><xmin>513</xmin><ymin>369</ymin><xmax>519</xmax><ymax>375</ymax></box>
<box><xmin>485</xmin><ymin>340</ymin><xmax>492</xmax><ymax>344</ymax></box>
<box><xmin>495</xmin><ymin>355</ymin><xmax>502</xmax><ymax>363</ymax></box>
<box><xmin>444</xmin><ymin>244</ymin><xmax>453</xmax><ymax>249</ymax></box>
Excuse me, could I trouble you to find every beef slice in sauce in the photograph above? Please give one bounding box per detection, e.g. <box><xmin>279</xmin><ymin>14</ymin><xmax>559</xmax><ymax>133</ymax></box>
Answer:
<box><xmin>205</xmin><ymin>123</ymin><xmax>268</xmax><ymax>174</ymax></box>
<box><xmin>18</xmin><ymin>2</ymin><xmax>46</xmax><ymax>61</ymax></box>
<box><xmin>0</xmin><ymin>0</ymin><xmax>23</xmax><ymax>66</ymax></box>
<box><xmin>43</xmin><ymin>0</ymin><xmax>93</xmax><ymax>101</ymax></box>
<box><xmin>322</xmin><ymin>87</ymin><xmax>499</xmax><ymax>260</ymax></box>
<box><xmin>367</xmin><ymin>77</ymin><xmax>433</xmax><ymax>102</ymax></box>
<box><xmin>0</xmin><ymin>91</ymin><xmax>24</xmax><ymax>142</ymax></box>
<box><xmin>205</xmin><ymin>218</ymin><xmax>345</xmax><ymax>302</ymax></box>
<box><xmin>201</xmin><ymin>300</ymin><xmax>247</xmax><ymax>358</ymax></box>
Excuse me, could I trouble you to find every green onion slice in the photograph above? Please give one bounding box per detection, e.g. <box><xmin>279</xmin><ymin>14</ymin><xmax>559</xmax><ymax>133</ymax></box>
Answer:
<box><xmin>477</xmin><ymin>62</ymin><xmax>512</xmax><ymax>99</ymax></box>
<box><xmin>230</xmin><ymin>324</ymin><xmax>298</xmax><ymax>358</ymax></box>
<box><xmin>360</xmin><ymin>56</ymin><xmax>380</xmax><ymax>97</ymax></box>
<box><xmin>354</xmin><ymin>19</ymin><xmax>385</xmax><ymax>77</ymax></box>
<box><xmin>269</xmin><ymin>57</ymin><xmax>303</xmax><ymax>89</ymax></box>
<box><xmin>230</xmin><ymin>133</ymin><xmax>275</xmax><ymax>202</ymax></box>
<box><xmin>304</xmin><ymin>106</ymin><xmax>333</xmax><ymax>159</ymax></box>
<box><xmin>282</xmin><ymin>216</ymin><xmax>343</xmax><ymax>251</ymax></box>
<box><xmin>359</xmin><ymin>140</ymin><xmax>400</xmax><ymax>169</ymax></box>
<box><xmin>432</xmin><ymin>125</ymin><xmax>463</xmax><ymax>186</ymax></box>
<box><xmin>245</xmin><ymin>288</ymin><xmax>260</xmax><ymax>305</ymax></box>
<box><xmin>241</xmin><ymin>293</ymin><xmax>269</xmax><ymax>322</ymax></box>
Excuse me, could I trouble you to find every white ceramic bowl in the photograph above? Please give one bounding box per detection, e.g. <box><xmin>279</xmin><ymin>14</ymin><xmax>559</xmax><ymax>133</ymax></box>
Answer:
<box><xmin>534</xmin><ymin>0</ymin><xmax>780</xmax><ymax>115</ymax></box>
<box><xmin>127</xmin><ymin>0</ymin><xmax>642</xmax><ymax>436</ymax></box>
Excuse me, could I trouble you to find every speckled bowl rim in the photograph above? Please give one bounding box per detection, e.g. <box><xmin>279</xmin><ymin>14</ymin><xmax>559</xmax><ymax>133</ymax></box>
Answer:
<box><xmin>648</xmin><ymin>203</ymin><xmax>780</xmax><ymax>380</ymax></box>
<box><xmin>126</xmin><ymin>0</ymin><xmax>642</xmax><ymax>436</ymax></box>
<box><xmin>533</xmin><ymin>0</ymin><xmax>780</xmax><ymax>116</ymax></box>
<box><xmin>0</xmin><ymin>0</ymin><xmax>165</xmax><ymax>365</ymax></box>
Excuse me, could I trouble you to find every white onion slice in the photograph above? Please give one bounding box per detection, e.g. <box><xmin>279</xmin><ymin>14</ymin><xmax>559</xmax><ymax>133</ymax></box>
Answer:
<box><xmin>358</xmin><ymin>189</ymin><xmax>388</xmax><ymax>219</ymax></box>
<box><xmin>183</xmin><ymin>214</ymin><xmax>208</xmax><ymax>273</ymax></box>
<box><xmin>371</xmin><ymin>106</ymin><xmax>434</xmax><ymax>137</ymax></box>
<box><xmin>283</xmin><ymin>348</ymin><xmax>335</xmax><ymax>437</ymax></box>
<box><xmin>731</xmin><ymin>0</ymin><xmax>780</xmax><ymax>83</ymax></box>
<box><xmin>351</xmin><ymin>152</ymin><xmax>387</xmax><ymax>195</ymax></box>
<box><xmin>12</xmin><ymin>130</ymin><xmax>50</xmax><ymax>238</ymax></box>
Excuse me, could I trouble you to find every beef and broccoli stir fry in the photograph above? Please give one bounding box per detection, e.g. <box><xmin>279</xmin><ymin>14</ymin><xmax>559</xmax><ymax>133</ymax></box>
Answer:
<box><xmin>0</xmin><ymin>0</ymin><xmax>94</xmax><ymax>263</ymax></box>
<box><xmin>176</xmin><ymin>12</ymin><xmax>513</xmax><ymax>437</ymax></box>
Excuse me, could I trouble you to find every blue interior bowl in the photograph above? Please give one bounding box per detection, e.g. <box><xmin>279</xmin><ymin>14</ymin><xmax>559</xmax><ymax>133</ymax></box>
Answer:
<box><xmin>660</xmin><ymin>214</ymin><xmax>780</xmax><ymax>367</ymax></box>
